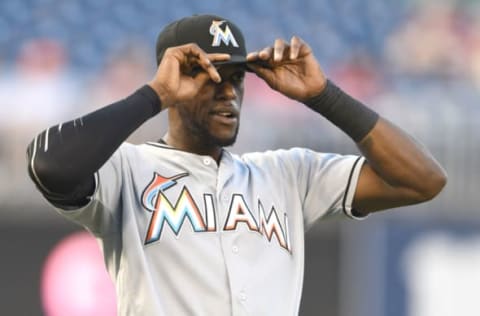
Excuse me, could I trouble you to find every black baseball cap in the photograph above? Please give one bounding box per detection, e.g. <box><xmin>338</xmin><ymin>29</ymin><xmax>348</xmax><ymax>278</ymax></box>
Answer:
<box><xmin>155</xmin><ymin>14</ymin><xmax>247</xmax><ymax>67</ymax></box>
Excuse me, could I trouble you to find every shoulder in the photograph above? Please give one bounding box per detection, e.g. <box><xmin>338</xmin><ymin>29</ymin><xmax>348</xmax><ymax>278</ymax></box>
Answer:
<box><xmin>116</xmin><ymin>142</ymin><xmax>166</xmax><ymax>157</ymax></box>
<box><xmin>232</xmin><ymin>148</ymin><xmax>313</xmax><ymax>173</ymax></box>
<box><xmin>110</xmin><ymin>142</ymin><xmax>142</xmax><ymax>159</ymax></box>
<box><xmin>237</xmin><ymin>147</ymin><xmax>362</xmax><ymax>173</ymax></box>
<box><xmin>239</xmin><ymin>147</ymin><xmax>323</xmax><ymax>164</ymax></box>
<box><xmin>105</xmin><ymin>142</ymin><xmax>158</xmax><ymax>167</ymax></box>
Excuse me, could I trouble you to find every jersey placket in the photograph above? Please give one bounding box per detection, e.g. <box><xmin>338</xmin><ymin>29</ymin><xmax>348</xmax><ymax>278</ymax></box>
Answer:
<box><xmin>202</xmin><ymin>153</ymin><xmax>249</xmax><ymax>314</ymax></box>
<box><xmin>215</xmin><ymin>153</ymin><xmax>252</xmax><ymax>315</ymax></box>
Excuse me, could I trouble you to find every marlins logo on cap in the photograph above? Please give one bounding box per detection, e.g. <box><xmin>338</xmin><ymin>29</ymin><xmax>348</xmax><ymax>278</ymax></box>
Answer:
<box><xmin>155</xmin><ymin>14</ymin><xmax>247</xmax><ymax>66</ymax></box>
<box><xmin>210</xmin><ymin>20</ymin><xmax>239</xmax><ymax>48</ymax></box>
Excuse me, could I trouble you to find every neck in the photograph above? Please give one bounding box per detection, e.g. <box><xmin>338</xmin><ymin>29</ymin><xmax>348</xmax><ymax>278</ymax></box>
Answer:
<box><xmin>162</xmin><ymin>132</ymin><xmax>223</xmax><ymax>162</ymax></box>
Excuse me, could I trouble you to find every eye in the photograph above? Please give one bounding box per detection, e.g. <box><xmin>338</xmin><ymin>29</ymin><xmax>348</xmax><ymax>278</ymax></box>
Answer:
<box><xmin>231</xmin><ymin>71</ymin><xmax>245</xmax><ymax>83</ymax></box>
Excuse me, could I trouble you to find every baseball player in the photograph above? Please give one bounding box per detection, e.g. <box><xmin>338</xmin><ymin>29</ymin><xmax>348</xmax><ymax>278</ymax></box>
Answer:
<box><xmin>27</xmin><ymin>14</ymin><xmax>446</xmax><ymax>316</ymax></box>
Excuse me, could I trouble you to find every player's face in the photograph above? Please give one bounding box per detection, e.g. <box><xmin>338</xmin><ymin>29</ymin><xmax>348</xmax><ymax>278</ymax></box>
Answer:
<box><xmin>176</xmin><ymin>64</ymin><xmax>245</xmax><ymax>147</ymax></box>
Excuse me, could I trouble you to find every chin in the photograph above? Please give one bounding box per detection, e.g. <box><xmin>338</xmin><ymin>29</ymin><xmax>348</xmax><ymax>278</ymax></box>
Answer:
<box><xmin>210</xmin><ymin>125</ymin><xmax>239</xmax><ymax>147</ymax></box>
<box><xmin>213</xmin><ymin>134</ymin><xmax>237</xmax><ymax>147</ymax></box>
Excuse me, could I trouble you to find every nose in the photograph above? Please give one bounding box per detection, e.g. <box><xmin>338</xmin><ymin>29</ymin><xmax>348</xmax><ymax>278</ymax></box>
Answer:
<box><xmin>215</xmin><ymin>81</ymin><xmax>237</xmax><ymax>100</ymax></box>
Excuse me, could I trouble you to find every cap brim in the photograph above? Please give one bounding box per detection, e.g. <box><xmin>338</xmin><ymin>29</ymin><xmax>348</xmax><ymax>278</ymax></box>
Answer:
<box><xmin>213</xmin><ymin>55</ymin><xmax>262</xmax><ymax>73</ymax></box>
<box><xmin>213</xmin><ymin>56</ymin><xmax>274</xmax><ymax>73</ymax></box>
<box><xmin>212</xmin><ymin>55</ymin><xmax>247</xmax><ymax>66</ymax></box>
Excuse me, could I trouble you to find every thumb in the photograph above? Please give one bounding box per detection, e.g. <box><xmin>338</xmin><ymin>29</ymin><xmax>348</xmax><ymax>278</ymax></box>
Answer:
<box><xmin>194</xmin><ymin>71</ymin><xmax>213</xmax><ymax>85</ymax></box>
<box><xmin>246</xmin><ymin>63</ymin><xmax>277</xmax><ymax>87</ymax></box>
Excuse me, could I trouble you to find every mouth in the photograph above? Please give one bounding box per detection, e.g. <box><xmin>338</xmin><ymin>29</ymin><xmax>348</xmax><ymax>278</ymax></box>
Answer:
<box><xmin>213</xmin><ymin>111</ymin><xmax>236</xmax><ymax>118</ymax></box>
<box><xmin>209</xmin><ymin>107</ymin><xmax>239</xmax><ymax>124</ymax></box>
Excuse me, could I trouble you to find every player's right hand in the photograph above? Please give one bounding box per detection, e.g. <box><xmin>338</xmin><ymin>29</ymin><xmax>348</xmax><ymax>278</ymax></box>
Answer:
<box><xmin>148</xmin><ymin>44</ymin><xmax>231</xmax><ymax>110</ymax></box>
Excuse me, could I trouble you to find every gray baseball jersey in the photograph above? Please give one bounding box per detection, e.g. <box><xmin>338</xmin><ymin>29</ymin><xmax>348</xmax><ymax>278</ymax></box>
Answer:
<box><xmin>53</xmin><ymin>141</ymin><xmax>365</xmax><ymax>316</ymax></box>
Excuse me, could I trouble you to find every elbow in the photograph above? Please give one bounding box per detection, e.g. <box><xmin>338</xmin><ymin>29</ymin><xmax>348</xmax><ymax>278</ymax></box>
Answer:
<box><xmin>26</xmin><ymin>140</ymin><xmax>59</xmax><ymax>193</ymax></box>
<box><xmin>416</xmin><ymin>168</ymin><xmax>448</xmax><ymax>202</ymax></box>
<box><xmin>27</xmin><ymin>150</ymin><xmax>51</xmax><ymax>191</ymax></box>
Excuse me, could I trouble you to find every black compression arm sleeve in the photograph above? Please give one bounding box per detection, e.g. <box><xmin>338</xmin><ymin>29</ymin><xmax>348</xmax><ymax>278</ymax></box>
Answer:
<box><xmin>27</xmin><ymin>85</ymin><xmax>161</xmax><ymax>206</ymax></box>
<box><xmin>304</xmin><ymin>80</ymin><xmax>379</xmax><ymax>142</ymax></box>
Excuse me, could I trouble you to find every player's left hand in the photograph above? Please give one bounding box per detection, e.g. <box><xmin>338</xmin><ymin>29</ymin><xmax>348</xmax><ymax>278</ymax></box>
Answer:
<box><xmin>246</xmin><ymin>36</ymin><xmax>327</xmax><ymax>102</ymax></box>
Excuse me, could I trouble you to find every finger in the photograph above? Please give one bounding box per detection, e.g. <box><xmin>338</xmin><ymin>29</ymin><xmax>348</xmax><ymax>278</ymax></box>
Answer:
<box><xmin>195</xmin><ymin>53</ymin><xmax>226</xmax><ymax>83</ymax></box>
<box><xmin>245</xmin><ymin>62</ymin><xmax>265</xmax><ymax>74</ymax></box>
<box><xmin>289</xmin><ymin>36</ymin><xmax>302</xmax><ymax>60</ymax></box>
<box><xmin>205</xmin><ymin>53</ymin><xmax>232</xmax><ymax>82</ymax></box>
<box><xmin>247</xmin><ymin>65</ymin><xmax>281</xmax><ymax>93</ymax></box>
<box><xmin>179</xmin><ymin>44</ymin><xmax>223</xmax><ymax>82</ymax></box>
<box><xmin>193</xmin><ymin>54</ymin><xmax>231</xmax><ymax>83</ymax></box>
<box><xmin>188</xmin><ymin>58</ymin><xmax>220</xmax><ymax>82</ymax></box>
<box><xmin>274</xmin><ymin>39</ymin><xmax>287</xmax><ymax>62</ymax></box>
<box><xmin>247</xmin><ymin>60</ymin><xmax>271</xmax><ymax>71</ymax></box>
<box><xmin>207</xmin><ymin>53</ymin><xmax>231</xmax><ymax>63</ymax></box>
<box><xmin>247</xmin><ymin>63</ymin><xmax>272</xmax><ymax>82</ymax></box>
<box><xmin>258</xmin><ymin>46</ymin><xmax>273</xmax><ymax>61</ymax></box>
<box><xmin>246</xmin><ymin>51</ymin><xmax>259</xmax><ymax>62</ymax></box>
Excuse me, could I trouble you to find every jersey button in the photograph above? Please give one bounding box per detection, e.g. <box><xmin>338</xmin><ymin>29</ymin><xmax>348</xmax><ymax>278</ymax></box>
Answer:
<box><xmin>232</xmin><ymin>245</ymin><xmax>239</xmax><ymax>254</ymax></box>
<box><xmin>203</xmin><ymin>158</ymin><xmax>211</xmax><ymax>165</ymax></box>
<box><xmin>239</xmin><ymin>291</ymin><xmax>247</xmax><ymax>302</ymax></box>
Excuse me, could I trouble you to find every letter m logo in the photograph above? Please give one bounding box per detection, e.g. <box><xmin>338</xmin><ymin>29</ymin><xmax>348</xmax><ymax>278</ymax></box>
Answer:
<box><xmin>209</xmin><ymin>20</ymin><xmax>239</xmax><ymax>47</ymax></box>
<box><xmin>141</xmin><ymin>172</ymin><xmax>206</xmax><ymax>245</ymax></box>
<box><xmin>144</xmin><ymin>186</ymin><xmax>206</xmax><ymax>244</ymax></box>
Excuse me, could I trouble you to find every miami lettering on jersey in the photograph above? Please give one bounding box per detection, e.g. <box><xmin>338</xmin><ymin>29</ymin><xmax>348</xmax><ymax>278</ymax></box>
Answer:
<box><xmin>141</xmin><ymin>172</ymin><xmax>291</xmax><ymax>252</ymax></box>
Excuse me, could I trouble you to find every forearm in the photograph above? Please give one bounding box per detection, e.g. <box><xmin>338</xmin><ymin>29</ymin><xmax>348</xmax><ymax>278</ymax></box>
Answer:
<box><xmin>305</xmin><ymin>79</ymin><xmax>446</xmax><ymax>213</ymax></box>
<box><xmin>27</xmin><ymin>85</ymin><xmax>161</xmax><ymax>203</ymax></box>
<box><xmin>356</xmin><ymin>118</ymin><xmax>447</xmax><ymax>204</ymax></box>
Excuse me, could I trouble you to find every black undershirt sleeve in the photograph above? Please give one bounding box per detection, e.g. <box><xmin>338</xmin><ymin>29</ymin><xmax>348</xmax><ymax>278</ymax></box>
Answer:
<box><xmin>26</xmin><ymin>85</ymin><xmax>161</xmax><ymax>207</ymax></box>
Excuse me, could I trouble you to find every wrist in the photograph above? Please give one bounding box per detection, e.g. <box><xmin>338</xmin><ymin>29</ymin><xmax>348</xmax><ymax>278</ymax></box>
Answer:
<box><xmin>146</xmin><ymin>82</ymin><xmax>166</xmax><ymax>111</ymax></box>
<box><xmin>138</xmin><ymin>85</ymin><xmax>162</xmax><ymax>115</ymax></box>
<box><xmin>301</xmin><ymin>78</ymin><xmax>328</xmax><ymax>102</ymax></box>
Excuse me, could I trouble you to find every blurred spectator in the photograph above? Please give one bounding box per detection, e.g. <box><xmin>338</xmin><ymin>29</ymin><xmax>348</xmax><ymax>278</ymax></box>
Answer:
<box><xmin>87</xmin><ymin>40</ymin><xmax>153</xmax><ymax>108</ymax></box>
<box><xmin>330</xmin><ymin>50</ymin><xmax>385</xmax><ymax>103</ymax></box>
<box><xmin>0</xmin><ymin>38</ymin><xmax>81</xmax><ymax>200</ymax></box>
<box><xmin>0</xmin><ymin>38</ymin><xmax>80</xmax><ymax>127</ymax></box>
<box><xmin>85</xmin><ymin>39</ymin><xmax>157</xmax><ymax>143</ymax></box>
<box><xmin>465</xmin><ymin>16</ymin><xmax>480</xmax><ymax>88</ymax></box>
<box><xmin>384</xmin><ymin>0</ymin><xmax>467</xmax><ymax>79</ymax></box>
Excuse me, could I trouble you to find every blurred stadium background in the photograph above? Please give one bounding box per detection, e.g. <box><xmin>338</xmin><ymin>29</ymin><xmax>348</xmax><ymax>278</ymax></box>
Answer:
<box><xmin>1</xmin><ymin>0</ymin><xmax>479</xmax><ymax>315</ymax></box>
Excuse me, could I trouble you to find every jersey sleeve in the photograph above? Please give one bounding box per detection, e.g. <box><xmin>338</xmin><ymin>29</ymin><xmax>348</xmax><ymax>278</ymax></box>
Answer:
<box><xmin>284</xmin><ymin>148</ymin><xmax>366</xmax><ymax>230</ymax></box>
<box><xmin>52</xmin><ymin>145</ymin><xmax>126</xmax><ymax>236</ymax></box>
